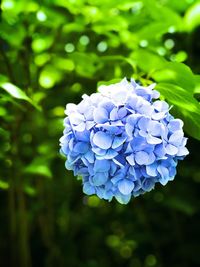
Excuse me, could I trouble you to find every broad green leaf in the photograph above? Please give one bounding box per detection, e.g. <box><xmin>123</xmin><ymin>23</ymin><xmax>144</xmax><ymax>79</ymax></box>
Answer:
<box><xmin>152</xmin><ymin>62</ymin><xmax>195</xmax><ymax>93</ymax></box>
<box><xmin>184</xmin><ymin>2</ymin><xmax>200</xmax><ymax>32</ymax></box>
<box><xmin>24</xmin><ymin>158</ymin><xmax>52</xmax><ymax>179</ymax></box>
<box><xmin>194</xmin><ymin>75</ymin><xmax>200</xmax><ymax>100</ymax></box>
<box><xmin>0</xmin><ymin>82</ymin><xmax>37</xmax><ymax>108</ymax></box>
<box><xmin>0</xmin><ymin>78</ymin><xmax>41</xmax><ymax>110</ymax></box>
<box><xmin>156</xmin><ymin>83</ymin><xmax>200</xmax><ymax>140</ymax></box>
<box><xmin>131</xmin><ymin>49</ymin><xmax>167</xmax><ymax>73</ymax></box>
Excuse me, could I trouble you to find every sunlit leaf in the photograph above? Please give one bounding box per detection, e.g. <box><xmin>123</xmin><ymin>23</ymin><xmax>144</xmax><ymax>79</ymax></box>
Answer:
<box><xmin>156</xmin><ymin>83</ymin><xmax>200</xmax><ymax>140</ymax></box>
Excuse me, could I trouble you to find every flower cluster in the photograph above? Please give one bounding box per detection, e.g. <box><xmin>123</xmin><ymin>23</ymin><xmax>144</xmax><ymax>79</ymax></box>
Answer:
<box><xmin>60</xmin><ymin>78</ymin><xmax>189</xmax><ymax>204</ymax></box>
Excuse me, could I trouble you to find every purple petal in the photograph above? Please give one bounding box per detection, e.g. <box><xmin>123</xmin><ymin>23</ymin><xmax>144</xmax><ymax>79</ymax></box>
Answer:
<box><xmin>93</xmin><ymin>131</ymin><xmax>113</xmax><ymax>149</ymax></box>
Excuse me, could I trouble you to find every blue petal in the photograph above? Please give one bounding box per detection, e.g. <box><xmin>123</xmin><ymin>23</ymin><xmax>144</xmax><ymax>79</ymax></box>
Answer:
<box><xmin>118</xmin><ymin>107</ymin><xmax>127</xmax><ymax>119</ymax></box>
<box><xmin>154</xmin><ymin>143</ymin><xmax>166</xmax><ymax>158</ymax></box>
<box><xmin>126</xmin><ymin>154</ymin><xmax>135</xmax><ymax>166</ymax></box>
<box><xmin>83</xmin><ymin>182</ymin><xmax>95</xmax><ymax>195</ymax></box>
<box><xmin>135</xmin><ymin>151</ymin><xmax>149</xmax><ymax>165</ymax></box>
<box><xmin>138</xmin><ymin>117</ymin><xmax>149</xmax><ymax>131</ymax></box>
<box><xmin>115</xmin><ymin>192</ymin><xmax>131</xmax><ymax>204</ymax></box>
<box><xmin>91</xmin><ymin>172</ymin><xmax>108</xmax><ymax>186</ymax></box>
<box><xmin>157</xmin><ymin>165</ymin><xmax>169</xmax><ymax>185</ymax></box>
<box><xmin>93</xmin><ymin>107</ymin><xmax>108</xmax><ymax>123</ymax></box>
<box><xmin>110</xmin><ymin>108</ymin><xmax>119</xmax><ymax>121</ymax></box>
<box><xmin>177</xmin><ymin>147</ymin><xmax>189</xmax><ymax>157</ymax></box>
<box><xmin>112</xmin><ymin>136</ymin><xmax>127</xmax><ymax>149</ymax></box>
<box><xmin>142</xmin><ymin>178</ymin><xmax>155</xmax><ymax>192</ymax></box>
<box><xmin>93</xmin><ymin>131</ymin><xmax>113</xmax><ymax>149</ymax></box>
<box><xmin>73</xmin><ymin>142</ymin><xmax>89</xmax><ymax>154</ymax></box>
<box><xmin>85</xmin><ymin>121</ymin><xmax>95</xmax><ymax>130</ymax></box>
<box><xmin>146</xmin><ymin>163</ymin><xmax>157</xmax><ymax>176</ymax></box>
<box><xmin>84</xmin><ymin>150</ymin><xmax>95</xmax><ymax>163</ymax></box>
<box><xmin>169</xmin><ymin>131</ymin><xmax>184</xmax><ymax>146</ymax></box>
<box><xmin>165</xmin><ymin>144</ymin><xmax>178</xmax><ymax>155</ymax></box>
<box><xmin>73</xmin><ymin>122</ymin><xmax>86</xmax><ymax>132</ymax></box>
<box><xmin>94</xmin><ymin>159</ymin><xmax>110</xmax><ymax>172</ymax></box>
<box><xmin>148</xmin><ymin>121</ymin><xmax>161</xmax><ymax>136</ymax></box>
<box><xmin>69</xmin><ymin>113</ymin><xmax>84</xmax><ymax>125</ymax></box>
<box><xmin>146</xmin><ymin>134</ymin><xmax>162</xmax><ymax>144</ymax></box>
<box><xmin>104</xmin><ymin>149</ymin><xmax>118</xmax><ymax>159</ymax></box>
<box><xmin>118</xmin><ymin>179</ymin><xmax>135</xmax><ymax>195</ymax></box>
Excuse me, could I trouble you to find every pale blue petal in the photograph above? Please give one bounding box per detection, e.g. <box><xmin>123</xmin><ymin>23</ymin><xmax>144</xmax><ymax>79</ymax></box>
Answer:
<box><xmin>135</xmin><ymin>151</ymin><xmax>149</xmax><ymax>165</ymax></box>
<box><xmin>169</xmin><ymin>131</ymin><xmax>184</xmax><ymax>146</ymax></box>
<box><xmin>73</xmin><ymin>122</ymin><xmax>85</xmax><ymax>132</ymax></box>
<box><xmin>85</xmin><ymin>121</ymin><xmax>95</xmax><ymax>130</ymax></box>
<box><xmin>146</xmin><ymin>163</ymin><xmax>157</xmax><ymax>176</ymax></box>
<box><xmin>112</xmin><ymin>136</ymin><xmax>127</xmax><ymax>149</ymax></box>
<box><xmin>138</xmin><ymin>117</ymin><xmax>150</xmax><ymax>131</ymax></box>
<box><xmin>118</xmin><ymin>179</ymin><xmax>135</xmax><ymax>195</ymax></box>
<box><xmin>126</xmin><ymin>154</ymin><xmax>135</xmax><ymax>166</ymax></box>
<box><xmin>115</xmin><ymin>192</ymin><xmax>131</xmax><ymax>204</ymax></box>
<box><xmin>104</xmin><ymin>149</ymin><xmax>118</xmax><ymax>159</ymax></box>
<box><xmin>84</xmin><ymin>150</ymin><xmax>95</xmax><ymax>163</ymax></box>
<box><xmin>168</xmin><ymin>119</ymin><xmax>183</xmax><ymax>132</ymax></box>
<box><xmin>148</xmin><ymin>121</ymin><xmax>161</xmax><ymax>136</ymax></box>
<box><xmin>146</xmin><ymin>134</ymin><xmax>162</xmax><ymax>144</ymax></box>
<box><xmin>118</xmin><ymin>107</ymin><xmax>127</xmax><ymax>119</ymax></box>
<box><xmin>157</xmin><ymin>165</ymin><xmax>169</xmax><ymax>185</ymax></box>
<box><xmin>93</xmin><ymin>107</ymin><xmax>108</xmax><ymax>123</ymax></box>
<box><xmin>69</xmin><ymin>113</ymin><xmax>84</xmax><ymax>125</ymax></box>
<box><xmin>93</xmin><ymin>131</ymin><xmax>113</xmax><ymax>149</ymax></box>
<box><xmin>110</xmin><ymin>108</ymin><xmax>119</xmax><ymax>121</ymax></box>
<box><xmin>177</xmin><ymin>147</ymin><xmax>189</xmax><ymax>157</ymax></box>
<box><xmin>165</xmin><ymin>144</ymin><xmax>178</xmax><ymax>155</ymax></box>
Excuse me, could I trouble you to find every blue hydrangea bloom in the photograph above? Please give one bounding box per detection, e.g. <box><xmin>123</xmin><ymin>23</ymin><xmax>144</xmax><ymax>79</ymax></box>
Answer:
<box><xmin>60</xmin><ymin>78</ymin><xmax>189</xmax><ymax>204</ymax></box>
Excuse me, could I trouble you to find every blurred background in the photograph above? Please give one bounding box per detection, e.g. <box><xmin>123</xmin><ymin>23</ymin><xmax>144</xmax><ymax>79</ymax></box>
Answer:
<box><xmin>0</xmin><ymin>0</ymin><xmax>200</xmax><ymax>266</ymax></box>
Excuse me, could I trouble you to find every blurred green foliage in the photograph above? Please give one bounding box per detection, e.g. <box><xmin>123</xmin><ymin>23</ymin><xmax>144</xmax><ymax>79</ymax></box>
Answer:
<box><xmin>0</xmin><ymin>0</ymin><xmax>200</xmax><ymax>267</ymax></box>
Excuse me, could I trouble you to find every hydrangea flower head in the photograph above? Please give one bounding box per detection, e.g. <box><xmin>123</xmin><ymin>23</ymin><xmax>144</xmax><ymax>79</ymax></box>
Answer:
<box><xmin>60</xmin><ymin>78</ymin><xmax>189</xmax><ymax>204</ymax></box>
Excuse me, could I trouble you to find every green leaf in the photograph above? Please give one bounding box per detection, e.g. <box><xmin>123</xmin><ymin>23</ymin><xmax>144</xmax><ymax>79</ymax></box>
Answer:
<box><xmin>0</xmin><ymin>78</ymin><xmax>41</xmax><ymax>110</ymax></box>
<box><xmin>156</xmin><ymin>83</ymin><xmax>200</xmax><ymax>140</ymax></box>
<box><xmin>152</xmin><ymin>62</ymin><xmax>195</xmax><ymax>93</ymax></box>
<box><xmin>0</xmin><ymin>180</ymin><xmax>9</xmax><ymax>190</ymax></box>
<box><xmin>184</xmin><ymin>2</ymin><xmax>200</xmax><ymax>32</ymax></box>
<box><xmin>131</xmin><ymin>49</ymin><xmax>167</xmax><ymax>73</ymax></box>
<box><xmin>24</xmin><ymin>158</ymin><xmax>52</xmax><ymax>179</ymax></box>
